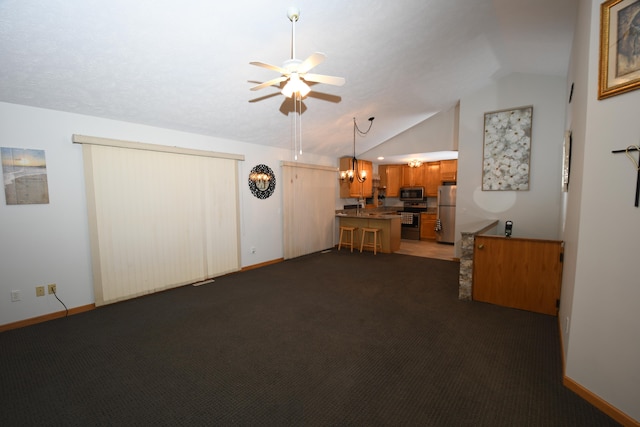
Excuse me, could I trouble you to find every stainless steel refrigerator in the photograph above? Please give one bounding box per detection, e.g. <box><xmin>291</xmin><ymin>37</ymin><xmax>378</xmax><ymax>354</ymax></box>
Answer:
<box><xmin>436</xmin><ymin>185</ymin><xmax>456</xmax><ymax>244</ymax></box>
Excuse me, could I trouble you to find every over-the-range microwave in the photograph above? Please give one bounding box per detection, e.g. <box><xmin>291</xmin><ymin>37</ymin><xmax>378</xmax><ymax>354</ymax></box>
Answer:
<box><xmin>399</xmin><ymin>187</ymin><xmax>425</xmax><ymax>201</ymax></box>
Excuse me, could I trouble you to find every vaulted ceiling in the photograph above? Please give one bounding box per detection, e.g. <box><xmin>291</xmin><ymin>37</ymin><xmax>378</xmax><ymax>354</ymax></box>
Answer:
<box><xmin>0</xmin><ymin>0</ymin><xmax>578</xmax><ymax>160</ymax></box>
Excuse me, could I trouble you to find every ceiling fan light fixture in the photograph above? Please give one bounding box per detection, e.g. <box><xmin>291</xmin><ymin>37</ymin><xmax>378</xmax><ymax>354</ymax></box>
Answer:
<box><xmin>281</xmin><ymin>73</ymin><xmax>310</xmax><ymax>98</ymax></box>
<box><xmin>250</xmin><ymin>8</ymin><xmax>344</xmax><ymax>100</ymax></box>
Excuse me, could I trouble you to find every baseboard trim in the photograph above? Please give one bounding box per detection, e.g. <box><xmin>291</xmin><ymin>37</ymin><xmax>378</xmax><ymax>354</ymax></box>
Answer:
<box><xmin>0</xmin><ymin>304</ymin><xmax>96</xmax><ymax>333</ymax></box>
<box><xmin>558</xmin><ymin>317</ymin><xmax>566</xmax><ymax>375</ymax></box>
<box><xmin>241</xmin><ymin>258</ymin><xmax>284</xmax><ymax>271</ymax></box>
<box><xmin>558</xmin><ymin>318</ymin><xmax>638</xmax><ymax>426</ymax></box>
<box><xmin>563</xmin><ymin>376</ymin><xmax>639</xmax><ymax>427</ymax></box>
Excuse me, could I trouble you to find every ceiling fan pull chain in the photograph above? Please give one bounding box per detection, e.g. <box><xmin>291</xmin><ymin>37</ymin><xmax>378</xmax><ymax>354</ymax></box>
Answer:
<box><xmin>298</xmin><ymin>94</ymin><xmax>303</xmax><ymax>157</ymax></box>
<box><xmin>293</xmin><ymin>104</ymin><xmax>297</xmax><ymax>161</ymax></box>
<box><xmin>292</xmin><ymin>93</ymin><xmax>299</xmax><ymax>160</ymax></box>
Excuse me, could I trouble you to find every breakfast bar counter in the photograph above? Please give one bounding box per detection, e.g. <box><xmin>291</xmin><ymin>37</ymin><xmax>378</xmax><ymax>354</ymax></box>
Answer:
<box><xmin>336</xmin><ymin>211</ymin><xmax>401</xmax><ymax>253</ymax></box>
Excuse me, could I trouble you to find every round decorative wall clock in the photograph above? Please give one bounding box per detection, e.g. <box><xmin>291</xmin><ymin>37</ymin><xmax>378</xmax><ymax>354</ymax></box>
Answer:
<box><xmin>248</xmin><ymin>164</ymin><xmax>276</xmax><ymax>199</ymax></box>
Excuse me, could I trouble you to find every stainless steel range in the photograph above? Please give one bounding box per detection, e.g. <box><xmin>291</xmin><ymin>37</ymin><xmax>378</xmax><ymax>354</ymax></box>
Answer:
<box><xmin>399</xmin><ymin>201</ymin><xmax>427</xmax><ymax>240</ymax></box>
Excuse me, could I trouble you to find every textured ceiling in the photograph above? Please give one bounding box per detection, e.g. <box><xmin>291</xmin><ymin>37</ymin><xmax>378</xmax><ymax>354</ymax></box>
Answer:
<box><xmin>0</xmin><ymin>0</ymin><xmax>578</xmax><ymax>161</ymax></box>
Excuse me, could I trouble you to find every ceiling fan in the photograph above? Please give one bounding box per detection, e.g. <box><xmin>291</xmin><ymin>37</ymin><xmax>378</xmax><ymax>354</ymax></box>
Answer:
<box><xmin>249</xmin><ymin>7</ymin><xmax>345</xmax><ymax>98</ymax></box>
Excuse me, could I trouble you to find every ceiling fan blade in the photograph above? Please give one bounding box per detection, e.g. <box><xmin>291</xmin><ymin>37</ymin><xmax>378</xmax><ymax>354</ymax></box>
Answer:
<box><xmin>250</xmin><ymin>61</ymin><xmax>288</xmax><ymax>75</ymax></box>
<box><xmin>249</xmin><ymin>91</ymin><xmax>283</xmax><ymax>103</ymax></box>
<box><xmin>279</xmin><ymin>97</ymin><xmax>307</xmax><ymax>116</ymax></box>
<box><xmin>303</xmin><ymin>73</ymin><xmax>345</xmax><ymax>86</ymax></box>
<box><xmin>306</xmin><ymin>91</ymin><xmax>342</xmax><ymax>103</ymax></box>
<box><xmin>297</xmin><ymin>52</ymin><xmax>326</xmax><ymax>73</ymax></box>
<box><xmin>250</xmin><ymin>76</ymin><xmax>288</xmax><ymax>91</ymax></box>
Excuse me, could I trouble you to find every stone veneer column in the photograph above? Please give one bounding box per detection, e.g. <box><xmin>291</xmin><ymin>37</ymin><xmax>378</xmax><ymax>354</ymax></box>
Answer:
<box><xmin>457</xmin><ymin>220</ymin><xmax>499</xmax><ymax>301</ymax></box>
<box><xmin>458</xmin><ymin>232</ymin><xmax>475</xmax><ymax>300</ymax></box>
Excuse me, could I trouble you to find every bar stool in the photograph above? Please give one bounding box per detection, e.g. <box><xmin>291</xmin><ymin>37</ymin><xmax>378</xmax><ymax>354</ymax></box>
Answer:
<box><xmin>338</xmin><ymin>226</ymin><xmax>358</xmax><ymax>252</ymax></box>
<box><xmin>360</xmin><ymin>227</ymin><xmax>382</xmax><ymax>255</ymax></box>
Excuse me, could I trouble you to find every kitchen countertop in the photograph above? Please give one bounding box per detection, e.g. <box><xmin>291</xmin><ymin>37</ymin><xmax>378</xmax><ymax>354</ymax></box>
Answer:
<box><xmin>336</xmin><ymin>209</ymin><xmax>437</xmax><ymax>217</ymax></box>
<box><xmin>335</xmin><ymin>209</ymin><xmax>401</xmax><ymax>219</ymax></box>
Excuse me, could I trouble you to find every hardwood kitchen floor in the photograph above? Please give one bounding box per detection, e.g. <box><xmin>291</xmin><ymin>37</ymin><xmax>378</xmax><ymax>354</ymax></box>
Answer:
<box><xmin>395</xmin><ymin>239</ymin><xmax>457</xmax><ymax>261</ymax></box>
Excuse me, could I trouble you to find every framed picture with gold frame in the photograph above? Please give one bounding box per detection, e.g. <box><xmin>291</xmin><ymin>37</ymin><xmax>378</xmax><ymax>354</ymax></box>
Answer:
<box><xmin>598</xmin><ymin>0</ymin><xmax>640</xmax><ymax>99</ymax></box>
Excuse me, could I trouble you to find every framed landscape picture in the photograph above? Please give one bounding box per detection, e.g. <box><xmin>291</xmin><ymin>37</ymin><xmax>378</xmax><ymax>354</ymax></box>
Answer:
<box><xmin>599</xmin><ymin>0</ymin><xmax>640</xmax><ymax>99</ymax></box>
<box><xmin>1</xmin><ymin>147</ymin><xmax>50</xmax><ymax>205</ymax></box>
<box><xmin>482</xmin><ymin>106</ymin><xmax>533</xmax><ymax>191</ymax></box>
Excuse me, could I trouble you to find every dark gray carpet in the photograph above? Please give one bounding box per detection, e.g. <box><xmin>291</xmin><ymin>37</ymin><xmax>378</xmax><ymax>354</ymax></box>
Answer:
<box><xmin>0</xmin><ymin>250</ymin><xmax>619</xmax><ymax>426</ymax></box>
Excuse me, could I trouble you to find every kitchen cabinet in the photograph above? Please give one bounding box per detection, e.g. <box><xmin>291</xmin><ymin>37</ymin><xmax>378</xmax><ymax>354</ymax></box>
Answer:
<box><xmin>379</xmin><ymin>164</ymin><xmax>401</xmax><ymax>197</ymax></box>
<box><xmin>401</xmin><ymin>164</ymin><xmax>424</xmax><ymax>187</ymax></box>
<box><xmin>340</xmin><ymin>157</ymin><xmax>373</xmax><ymax>198</ymax></box>
<box><xmin>361</xmin><ymin>160</ymin><xmax>373</xmax><ymax>197</ymax></box>
<box><xmin>425</xmin><ymin>162</ymin><xmax>440</xmax><ymax>196</ymax></box>
<box><xmin>472</xmin><ymin>235</ymin><xmax>563</xmax><ymax>315</ymax></box>
<box><xmin>440</xmin><ymin>159</ymin><xmax>457</xmax><ymax>182</ymax></box>
<box><xmin>420</xmin><ymin>212</ymin><xmax>437</xmax><ymax>240</ymax></box>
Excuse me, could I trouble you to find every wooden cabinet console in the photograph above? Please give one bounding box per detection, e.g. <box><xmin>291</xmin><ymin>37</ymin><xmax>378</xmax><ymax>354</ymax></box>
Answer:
<box><xmin>472</xmin><ymin>235</ymin><xmax>563</xmax><ymax>315</ymax></box>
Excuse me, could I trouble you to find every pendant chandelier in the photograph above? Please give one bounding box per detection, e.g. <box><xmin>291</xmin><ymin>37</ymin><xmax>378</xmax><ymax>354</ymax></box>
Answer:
<box><xmin>340</xmin><ymin>117</ymin><xmax>375</xmax><ymax>183</ymax></box>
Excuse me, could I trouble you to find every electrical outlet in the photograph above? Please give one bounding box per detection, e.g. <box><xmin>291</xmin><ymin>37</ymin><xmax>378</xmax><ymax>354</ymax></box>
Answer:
<box><xmin>11</xmin><ymin>290</ymin><xmax>21</xmax><ymax>302</ymax></box>
<box><xmin>48</xmin><ymin>284</ymin><xmax>57</xmax><ymax>294</ymax></box>
<box><xmin>36</xmin><ymin>286</ymin><xmax>45</xmax><ymax>297</ymax></box>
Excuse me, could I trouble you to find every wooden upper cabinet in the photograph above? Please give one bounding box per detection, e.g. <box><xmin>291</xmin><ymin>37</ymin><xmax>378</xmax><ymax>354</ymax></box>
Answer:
<box><xmin>425</xmin><ymin>162</ymin><xmax>440</xmax><ymax>196</ymax></box>
<box><xmin>440</xmin><ymin>159</ymin><xmax>458</xmax><ymax>182</ymax></box>
<box><xmin>379</xmin><ymin>165</ymin><xmax>389</xmax><ymax>188</ymax></box>
<box><xmin>362</xmin><ymin>161</ymin><xmax>373</xmax><ymax>197</ymax></box>
<box><xmin>339</xmin><ymin>157</ymin><xmax>373</xmax><ymax>198</ymax></box>
<box><xmin>379</xmin><ymin>165</ymin><xmax>401</xmax><ymax>197</ymax></box>
<box><xmin>378</xmin><ymin>160</ymin><xmax>454</xmax><ymax>197</ymax></box>
<box><xmin>472</xmin><ymin>235</ymin><xmax>564</xmax><ymax>315</ymax></box>
<box><xmin>401</xmin><ymin>165</ymin><xmax>425</xmax><ymax>187</ymax></box>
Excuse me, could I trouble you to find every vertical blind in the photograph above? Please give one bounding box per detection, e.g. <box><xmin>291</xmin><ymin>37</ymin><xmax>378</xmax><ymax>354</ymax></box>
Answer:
<box><xmin>282</xmin><ymin>161</ymin><xmax>338</xmax><ymax>259</ymax></box>
<box><xmin>75</xmin><ymin>135</ymin><xmax>242</xmax><ymax>306</ymax></box>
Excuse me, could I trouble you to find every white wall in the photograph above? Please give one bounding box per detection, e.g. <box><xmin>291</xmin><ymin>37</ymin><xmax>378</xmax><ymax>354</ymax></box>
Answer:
<box><xmin>559</xmin><ymin>0</ymin><xmax>640</xmax><ymax>422</ymax></box>
<box><xmin>0</xmin><ymin>102</ymin><xmax>336</xmax><ymax>326</ymax></box>
<box><xmin>361</xmin><ymin>105</ymin><xmax>459</xmax><ymax>161</ymax></box>
<box><xmin>456</xmin><ymin>72</ymin><xmax>567</xmax><ymax>258</ymax></box>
